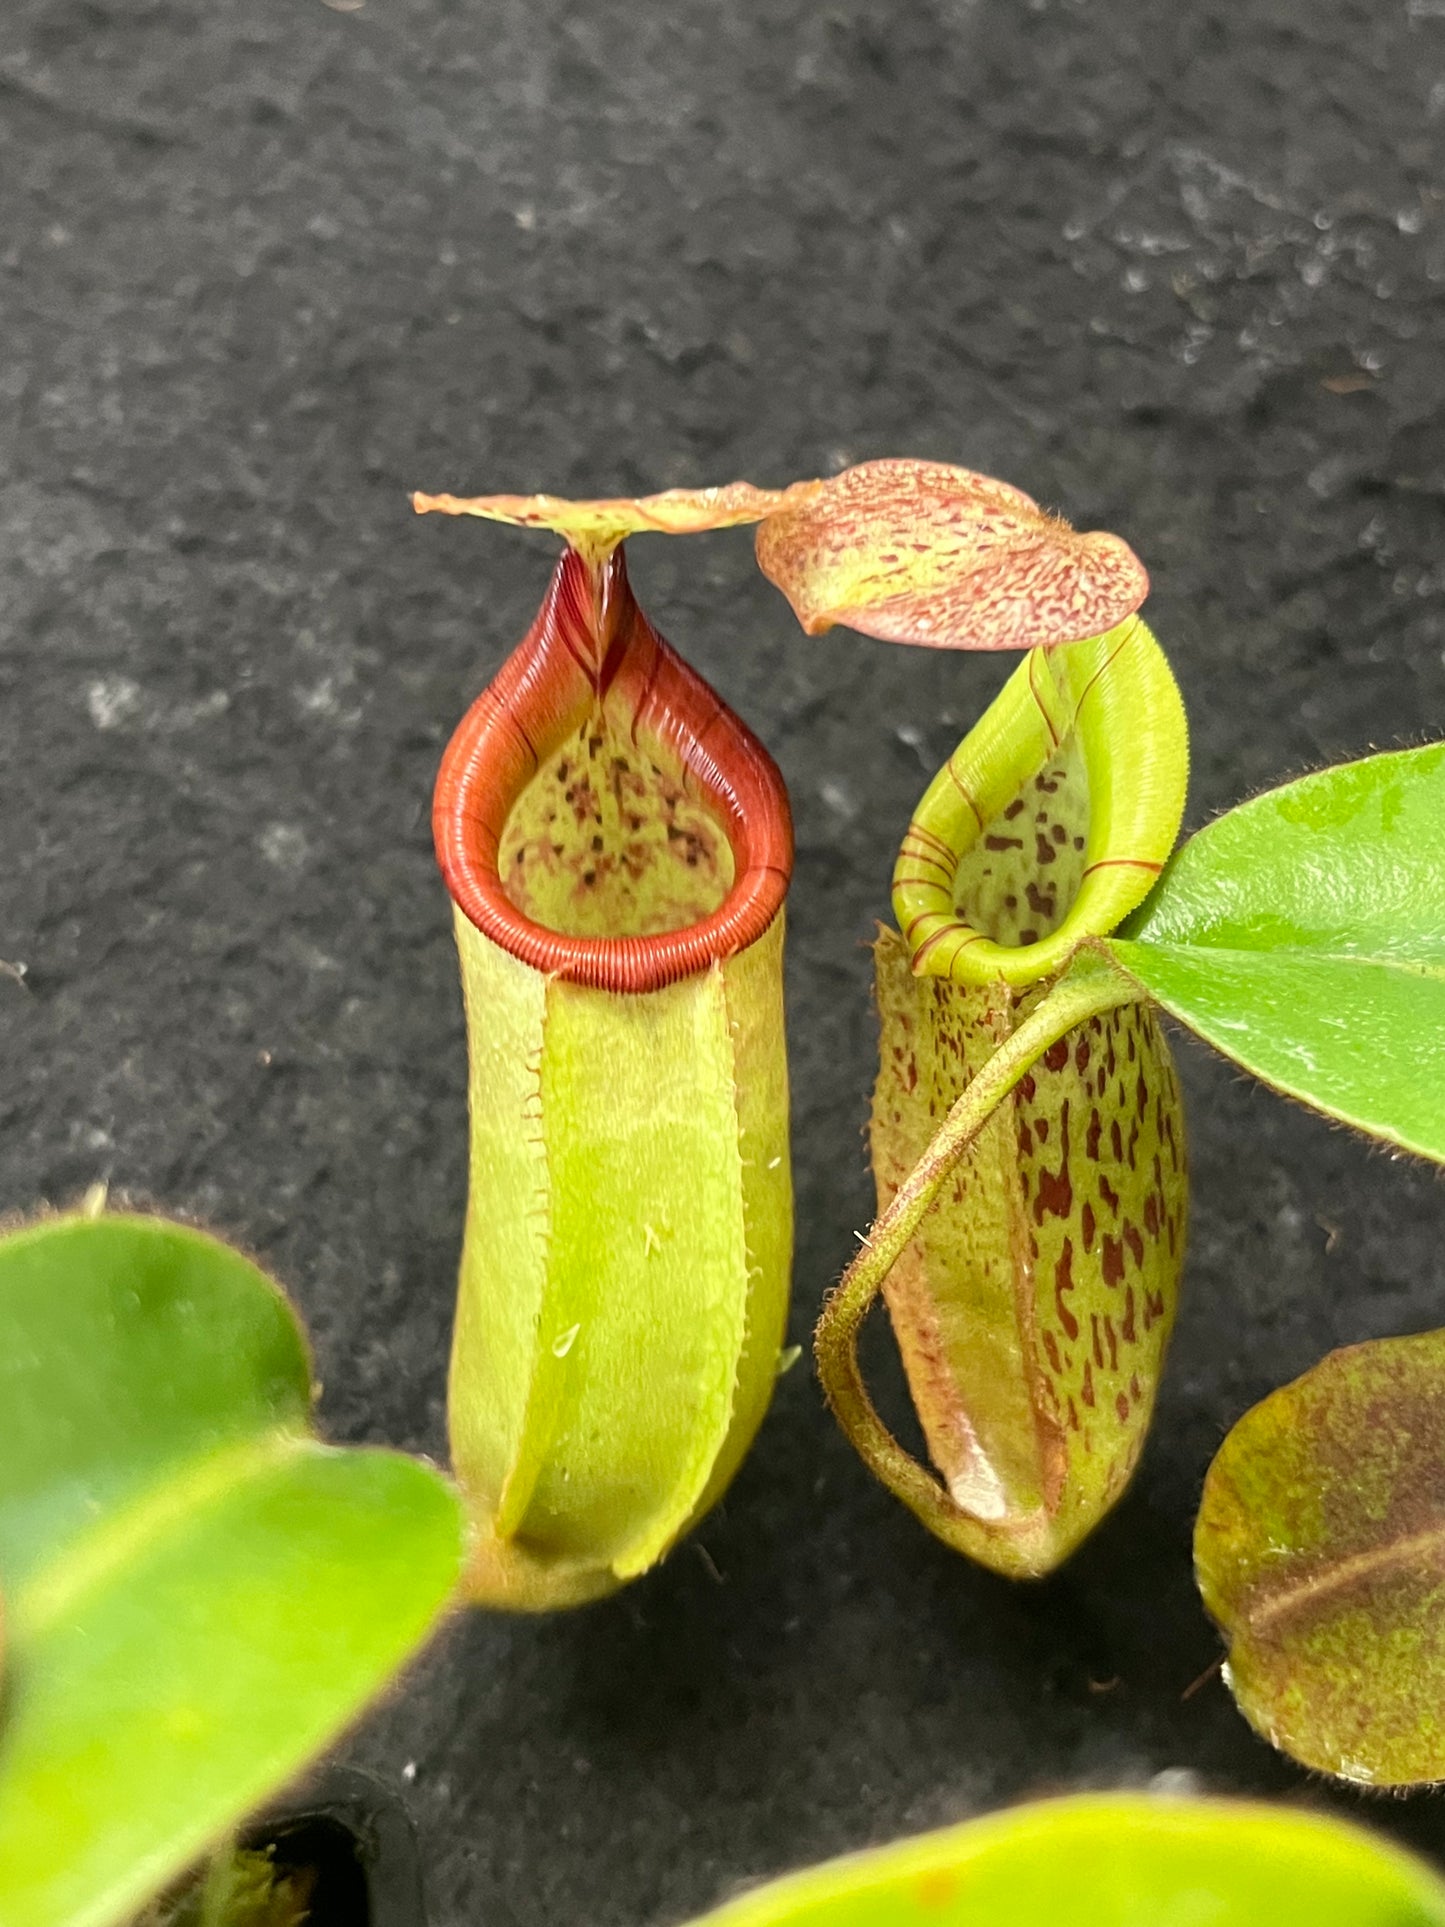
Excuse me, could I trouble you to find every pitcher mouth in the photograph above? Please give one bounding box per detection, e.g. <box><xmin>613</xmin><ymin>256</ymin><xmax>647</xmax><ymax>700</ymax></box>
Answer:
<box><xmin>433</xmin><ymin>545</ymin><xmax>793</xmax><ymax>994</ymax></box>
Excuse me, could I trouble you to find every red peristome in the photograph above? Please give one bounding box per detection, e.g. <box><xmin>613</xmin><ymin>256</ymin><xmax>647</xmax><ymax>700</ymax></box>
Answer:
<box><xmin>434</xmin><ymin>546</ymin><xmax>793</xmax><ymax>994</ymax></box>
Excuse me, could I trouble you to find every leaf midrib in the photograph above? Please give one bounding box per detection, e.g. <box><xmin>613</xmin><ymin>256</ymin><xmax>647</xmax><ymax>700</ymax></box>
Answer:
<box><xmin>1117</xmin><ymin>937</ymin><xmax>1445</xmax><ymax>981</ymax></box>
<box><xmin>11</xmin><ymin>1431</ymin><xmax>310</xmax><ymax>1642</ymax></box>
<box><xmin>1241</xmin><ymin>1518</ymin><xmax>1445</xmax><ymax>1640</ymax></box>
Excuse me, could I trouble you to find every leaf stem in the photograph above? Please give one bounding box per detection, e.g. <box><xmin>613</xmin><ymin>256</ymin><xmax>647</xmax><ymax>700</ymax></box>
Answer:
<box><xmin>814</xmin><ymin>958</ymin><xmax>1142</xmax><ymax>1566</ymax></box>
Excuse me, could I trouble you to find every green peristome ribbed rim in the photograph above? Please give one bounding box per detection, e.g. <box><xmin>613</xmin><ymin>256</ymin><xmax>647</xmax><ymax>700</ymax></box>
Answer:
<box><xmin>893</xmin><ymin>616</ymin><xmax>1187</xmax><ymax>988</ymax></box>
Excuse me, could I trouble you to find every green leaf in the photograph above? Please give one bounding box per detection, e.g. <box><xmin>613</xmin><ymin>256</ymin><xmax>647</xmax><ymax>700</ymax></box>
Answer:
<box><xmin>684</xmin><ymin>1794</ymin><xmax>1445</xmax><ymax>1927</ymax></box>
<box><xmin>1196</xmin><ymin>1328</ymin><xmax>1445</xmax><ymax>1787</ymax></box>
<box><xmin>1109</xmin><ymin>743</ymin><xmax>1445</xmax><ymax>1160</ymax></box>
<box><xmin>0</xmin><ymin>1212</ymin><xmax>466</xmax><ymax>1927</ymax></box>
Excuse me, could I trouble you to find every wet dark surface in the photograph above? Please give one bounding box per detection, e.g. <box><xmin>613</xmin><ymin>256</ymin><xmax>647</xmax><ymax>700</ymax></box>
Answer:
<box><xmin>5</xmin><ymin>1</ymin><xmax>1445</xmax><ymax>1920</ymax></box>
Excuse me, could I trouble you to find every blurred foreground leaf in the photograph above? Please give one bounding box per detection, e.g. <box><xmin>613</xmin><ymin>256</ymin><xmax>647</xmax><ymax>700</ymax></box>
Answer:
<box><xmin>0</xmin><ymin>1212</ymin><xmax>466</xmax><ymax>1927</ymax></box>
<box><xmin>686</xmin><ymin>1794</ymin><xmax>1445</xmax><ymax>1927</ymax></box>
<box><xmin>1196</xmin><ymin>1329</ymin><xmax>1445</xmax><ymax>1786</ymax></box>
<box><xmin>1109</xmin><ymin>744</ymin><xmax>1445</xmax><ymax>1160</ymax></box>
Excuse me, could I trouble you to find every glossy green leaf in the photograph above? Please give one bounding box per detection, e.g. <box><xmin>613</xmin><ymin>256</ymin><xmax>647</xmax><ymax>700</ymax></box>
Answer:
<box><xmin>1197</xmin><ymin>1329</ymin><xmax>1445</xmax><ymax>1787</ymax></box>
<box><xmin>1110</xmin><ymin>744</ymin><xmax>1445</xmax><ymax>1159</ymax></box>
<box><xmin>0</xmin><ymin>1212</ymin><xmax>466</xmax><ymax>1927</ymax></box>
<box><xmin>685</xmin><ymin>1794</ymin><xmax>1445</xmax><ymax>1927</ymax></box>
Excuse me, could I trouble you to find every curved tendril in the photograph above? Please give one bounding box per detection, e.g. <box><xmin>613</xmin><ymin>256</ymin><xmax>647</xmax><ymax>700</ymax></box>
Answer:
<box><xmin>814</xmin><ymin>960</ymin><xmax>1144</xmax><ymax>1566</ymax></box>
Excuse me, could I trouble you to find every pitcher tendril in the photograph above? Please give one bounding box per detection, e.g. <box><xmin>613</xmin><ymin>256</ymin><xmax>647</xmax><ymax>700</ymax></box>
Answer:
<box><xmin>815</xmin><ymin>960</ymin><xmax>1153</xmax><ymax>1572</ymax></box>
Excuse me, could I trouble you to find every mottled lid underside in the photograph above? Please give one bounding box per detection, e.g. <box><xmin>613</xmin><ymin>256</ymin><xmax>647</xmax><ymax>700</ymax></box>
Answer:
<box><xmin>414</xmin><ymin>456</ymin><xmax>1149</xmax><ymax>652</ymax></box>
<box><xmin>413</xmin><ymin>481</ymin><xmax>811</xmax><ymax>564</ymax></box>
<box><xmin>754</xmin><ymin>459</ymin><xmax>1150</xmax><ymax>650</ymax></box>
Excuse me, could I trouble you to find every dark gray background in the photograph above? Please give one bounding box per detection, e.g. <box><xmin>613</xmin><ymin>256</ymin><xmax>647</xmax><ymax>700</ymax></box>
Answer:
<box><xmin>4</xmin><ymin>0</ymin><xmax>1445</xmax><ymax>1918</ymax></box>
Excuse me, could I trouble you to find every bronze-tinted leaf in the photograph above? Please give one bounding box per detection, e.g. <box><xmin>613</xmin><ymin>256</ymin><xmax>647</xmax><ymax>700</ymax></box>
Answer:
<box><xmin>755</xmin><ymin>458</ymin><xmax>1148</xmax><ymax>650</ymax></box>
<box><xmin>1196</xmin><ymin>1329</ymin><xmax>1445</xmax><ymax>1786</ymax></box>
